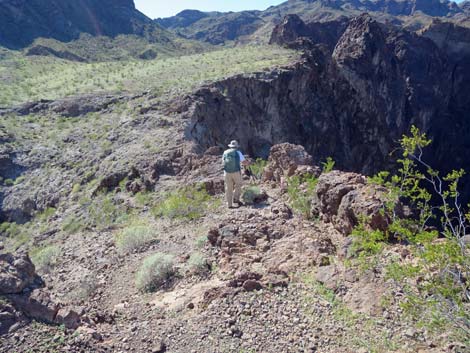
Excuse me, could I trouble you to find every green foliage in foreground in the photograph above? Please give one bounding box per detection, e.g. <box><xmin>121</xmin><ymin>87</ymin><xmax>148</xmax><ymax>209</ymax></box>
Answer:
<box><xmin>353</xmin><ymin>126</ymin><xmax>470</xmax><ymax>341</ymax></box>
<box><xmin>287</xmin><ymin>174</ymin><xmax>318</xmax><ymax>219</ymax></box>
<box><xmin>321</xmin><ymin>156</ymin><xmax>335</xmax><ymax>173</ymax></box>
<box><xmin>135</xmin><ymin>253</ymin><xmax>175</xmax><ymax>293</ymax></box>
<box><xmin>0</xmin><ymin>45</ymin><xmax>298</xmax><ymax>106</ymax></box>
<box><xmin>153</xmin><ymin>185</ymin><xmax>214</xmax><ymax>220</ymax></box>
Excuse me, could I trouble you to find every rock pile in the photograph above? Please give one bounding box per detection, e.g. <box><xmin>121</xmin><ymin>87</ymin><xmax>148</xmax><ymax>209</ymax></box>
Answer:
<box><xmin>0</xmin><ymin>253</ymin><xmax>82</xmax><ymax>334</ymax></box>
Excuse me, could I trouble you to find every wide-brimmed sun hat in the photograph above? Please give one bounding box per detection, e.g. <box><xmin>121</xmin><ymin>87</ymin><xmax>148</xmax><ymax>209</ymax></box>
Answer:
<box><xmin>228</xmin><ymin>140</ymin><xmax>239</xmax><ymax>148</ymax></box>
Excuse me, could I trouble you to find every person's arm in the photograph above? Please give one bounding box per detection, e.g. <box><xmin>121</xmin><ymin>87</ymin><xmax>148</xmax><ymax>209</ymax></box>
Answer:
<box><xmin>238</xmin><ymin>151</ymin><xmax>250</xmax><ymax>166</ymax></box>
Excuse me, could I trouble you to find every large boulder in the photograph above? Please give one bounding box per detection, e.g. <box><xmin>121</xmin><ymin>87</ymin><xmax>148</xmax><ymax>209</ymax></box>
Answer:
<box><xmin>311</xmin><ymin>171</ymin><xmax>400</xmax><ymax>235</ymax></box>
<box><xmin>0</xmin><ymin>253</ymin><xmax>40</xmax><ymax>295</ymax></box>
<box><xmin>263</xmin><ymin>143</ymin><xmax>319</xmax><ymax>182</ymax></box>
<box><xmin>0</xmin><ymin>253</ymin><xmax>82</xmax><ymax>331</ymax></box>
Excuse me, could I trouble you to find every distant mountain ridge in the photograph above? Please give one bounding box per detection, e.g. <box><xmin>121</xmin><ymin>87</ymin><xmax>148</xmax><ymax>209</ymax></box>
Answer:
<box><xmin>156</xmin><ymin>0</ymin><xmax>470</xmax><ymax>44</ymax></box>
<box><xmin>0</xmin><ymin>0</ymin><xmax>169</xmax><ymax>49</ymax></box>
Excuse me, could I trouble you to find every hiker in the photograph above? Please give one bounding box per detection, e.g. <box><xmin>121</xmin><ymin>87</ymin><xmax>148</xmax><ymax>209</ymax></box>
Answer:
<box><xmin>222</xmin><ymin>140</ymin><xmax>248</xmax><ymax>208</ymax></box>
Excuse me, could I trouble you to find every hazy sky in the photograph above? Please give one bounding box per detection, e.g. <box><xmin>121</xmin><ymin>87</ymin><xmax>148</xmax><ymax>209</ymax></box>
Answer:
<box><xmin>134</xmin><ymin>0</ymin><xmax>285</xmax><ymax>19</ymax></box>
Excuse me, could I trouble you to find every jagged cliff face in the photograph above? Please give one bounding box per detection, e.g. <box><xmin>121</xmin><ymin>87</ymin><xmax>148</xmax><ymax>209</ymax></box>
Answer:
<box><xmin>0</xmin><ymin>0</ymin><xmax>165</xmax><ymax>49</ymax></box>
<box><xmin>184</xmin><ymin>14</ymin><xmax>470</xmax><ymax>181</ymax></box>
<box><xmin>157</xmin><ymin>0</ymin><xmax>470</xmax><ymax>45</ymax></box>
<box><xmin>309</xmin><ymin>0</ymin><xmax>462</xmax><ymax>17</ymax></box>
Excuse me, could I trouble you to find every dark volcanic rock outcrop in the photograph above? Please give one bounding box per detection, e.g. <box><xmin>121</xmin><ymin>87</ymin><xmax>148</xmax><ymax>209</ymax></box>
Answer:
<box><xmin>0</xmin><ymin>0</ymin><xmax>169</xmax><ymax>49</ymax></box>
<box><xmin>0</xmin><ymin>253</ymin><xmax>82</xmax><ymax>333</ymax></box>
<box><xmin>269</xmin><ymin>14</ymin><xmax>349</xmax><ymax>51</ymax></box>
<box><xmin>184</xmin><ymin>14</ymin><xmax>470</xmax><ymax>196</ymax></box>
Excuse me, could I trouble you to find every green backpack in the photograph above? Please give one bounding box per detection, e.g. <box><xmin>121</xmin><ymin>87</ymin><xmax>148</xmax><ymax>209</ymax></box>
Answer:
<box><xmin>223</xmin><ymin>149</ymin><xmax>241</xmax><ymax>173</ymax></box>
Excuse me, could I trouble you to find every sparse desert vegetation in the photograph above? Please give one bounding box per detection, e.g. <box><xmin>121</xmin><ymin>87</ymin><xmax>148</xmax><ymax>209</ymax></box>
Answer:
<box><xmin>0</xmin><ymin>45</ymin><xmax>297</xmax><ymax>106</ymax></box>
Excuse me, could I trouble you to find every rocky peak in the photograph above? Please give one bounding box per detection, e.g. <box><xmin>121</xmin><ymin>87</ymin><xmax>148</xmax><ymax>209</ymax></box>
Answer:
<box><xmin>291</xmin><ymin>0</ymin><xmax>463</xmax><ymax>17</ymax></box>
<box><xmin>462</xmin><ymin>0</ymin><xmax>470</xmax><ymax>12</ymax></box>
<box><xmin>332</xmin><ymin>14</ymin><xmax>389</xmax><ymax>75</ymax></box>
<box><xmin>0</xmin><ymin>0</ymin><xmax>159</xmax><ymax>49</ymax></box>
<box><xmin>270</xmin><ymin>14</ymin><xmax>349</xmax><ymax>50</ymax></box>
<box><xmin>155</xmin><ymin>9</ymin><xmax>210</xmax><ymax>29</ymax></box>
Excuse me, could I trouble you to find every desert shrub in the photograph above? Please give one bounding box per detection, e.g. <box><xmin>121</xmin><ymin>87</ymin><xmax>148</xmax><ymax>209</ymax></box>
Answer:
<box><xmin>4</xmin><ymin>178</ymin><xmax>14</xmax><ymax>186</ymax></box>
<box><xmin>195</xmin><ymin>235</ymin><xmax>208</xmax><ymax>249</ymax></box>
<box><xmin>321</xmin><ymin>156</ymin><xmax>335</xmax><ymax>173</ymax></box>
<box><xmin>153</xmin><ymin>185</ymin><xmax>212</xmax><ymax>220</ymax></box>
<box><xmin>0</xmin><ymin>222</ymin><xmax>22</xmax><ymax>237</ymax></box>
<box><xmin>115</xmin><ymin>223</ymin><xmax>157</xmax><ymax>253</ymax></box>
<box><xmin>135</xmin><ymin>192</ymin><xmax>154</xmax><ymax>207</ymax></box>
<box><xmin>135</xmin><ymin>253</ymin><xmax>175</xmax><ymax>292</ymax></box>
<box><xmin>242</xmin><ymin>185</ymin><xmax>262</xmax><ymax>204</ymax></box>
<box><xmin>187</xmin><ymin>252</ymin><xmax>208</xmax><ymax>275</ymax></box>
<box><xmin>30</xmin><ymin>245</ymin><xmax>60</xmax><ymax>272</ymax></box>
<box><xmin>247</xmin><ymin>158</ymin><xmax>268</xmax><ymax>180</ymax></box>
<box><xmin>62</xmin><ymin>215</ymin><xmax>85</xmax><ymax>234</ymax></box>
<box><xmin>37</xmin><ymin>207</ymin><xmax>56</xmax><ymax>221</ymax></box>
<box><xmin>287</xmin><ymin>174</ymin><xmax>318</xmax><ymax>219</ymax></box>
<box><xmin>85</xmin><ymin>191</ymin><xmax>129</xmax><ymax>229</ymax></box>
<box><xmin>352</xmin><ymin>126</ymin><xmax>470</xmax><ymax>340</ymax></box>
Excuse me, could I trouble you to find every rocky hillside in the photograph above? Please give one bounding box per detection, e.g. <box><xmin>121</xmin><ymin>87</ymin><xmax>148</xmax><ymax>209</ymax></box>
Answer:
<box><xmin>0</xmin><ymin>0</ymin><xmax>173</xmax><ymax>50</ymax></box>
<box><xmin>156</xmin><ymin>0</ymin><xmax>470</xmax><ymax>45</ymax></box>
<box><xmin>1</xmin><ymin>2</ymin><xmax>470</xmax><ymax>352</ymax></box>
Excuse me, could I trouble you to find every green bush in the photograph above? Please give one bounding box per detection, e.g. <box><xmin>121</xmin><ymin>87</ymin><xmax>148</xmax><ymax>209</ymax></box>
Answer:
<box><xmin>195</xmin><ymin>235</ymin><xmax>208</xmax><ymax>249</ymax></box>
<box><xmin>153</xmin><ymin>185</ymin><xmax>212</xmax><ymax>220</ymax></box>
<box><xmin>287</xmin><ymin>174</ymin><xmax>318</xmax><ymax>219</ymax></box>
<box><xmin>4</xmin><ymin>178</ymin><xmax>14</xmax><ymax>186</ymax></box>
<box><xmin>115</xmin><ymin>224</ymin><xmax>157</xmax><ymax>253</ymax></box>
<box><xmin>321</xmin><ymin>156</ymin><xmax>335</xmax><ymax>173</ymax></box>
<box><xmin>0</xmin><ymin>222</ymin><xmax>21</xmax><ymax>237</ymax></box>
<box><xmin>353</xmin><ymin>126</ymin><xmax>470</xmax><ymax>340</ymax></box>
<box><xmin>62</xmin><ymin>215</ymin><xmax>85</xmax><ymax>234</ymax></box>
<box><xmin>242</xmin><ymin>185</ymin><xmax>263</xmax><ymax>204</ymax></box>
<box><xmin>135</xmin><ymin>253</ymin><xmax>175</xmax><ymax>292</ymax></box>
<box><xmin>85</xmin><ymin>191</ymin><xmax>129</xmax><ymax>229</ymax></box>
<box><xmin>187</xmin><ymin>252</ymin><xmax>209</xmax><ymax>275</ymax></box>
<box><xmin>37</xmin><ymin>207</ymin><xmax>56</xmax><ymax>221</ymax></box>
<box><xmin>247</xmin><ymin>158</ymin><xmax>268</xmax><ymax>180</ymax></box>
<box><xmin>30</xmin><ymin>245</ymin><xmax>60</xmax><ymax>271</ymax></box>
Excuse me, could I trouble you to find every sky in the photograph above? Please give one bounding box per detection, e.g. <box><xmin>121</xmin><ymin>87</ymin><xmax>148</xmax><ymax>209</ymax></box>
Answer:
<box><xmin>134</xmin><ymin>0</ymin><xmax>285</xmax><ymax>19</ymax></box>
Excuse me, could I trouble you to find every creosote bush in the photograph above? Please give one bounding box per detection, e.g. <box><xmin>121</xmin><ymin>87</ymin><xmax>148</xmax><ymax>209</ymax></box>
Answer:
<box><xmin>352</xmin><ymin>126</ymin><xmax>470</xmax><ymax>341</ymax></box>
<box><xmin>30</xmin><ymin>245</ymin><xmax>60</xmax><ymax>272</ymax></box>
<box><xmin>287</xmin><ymin>174</ymin><xmax>318</xmax><ymax>219</ymax></box>
<box><xmin>115</xmin><ymin>223</ymin><xmax>157</xmax><ymax>253</ymax></box>
<box><xmin>136</xmin><ymin>253</ymin><xmax>175</xmax><ymax>293</ymax></box>
<box><xmin>242</xmin><ymin>185</ymin><xmax>263</xmax><ymax>205</ymax></box>
<box><xmin>247</xmin><ymin>158</ymin><xmax>268</xmax><ymax>180</ymax></box>
<box><xmin>153</xmin><ymin>185</ymin><xmax>212</xmax><ymax>220</ymax></box>
<box><xmin>187</xmin><ymin>252</ymin><xmax>209</xmax><ymax>275</ymax></box>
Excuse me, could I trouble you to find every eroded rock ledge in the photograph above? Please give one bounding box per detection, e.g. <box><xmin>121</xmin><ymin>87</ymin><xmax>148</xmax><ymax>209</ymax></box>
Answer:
<box><xmin>0</xmin><ymin>253</ymin><xmax>82</xmax><ymax>334</ymax></box>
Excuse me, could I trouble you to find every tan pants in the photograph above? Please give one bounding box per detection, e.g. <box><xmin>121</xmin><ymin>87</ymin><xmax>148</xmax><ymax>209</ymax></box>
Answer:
<box><xmin>224</xmin><ymin>171</ymin><xmax>242</xmax><ymax>207</ymax></box>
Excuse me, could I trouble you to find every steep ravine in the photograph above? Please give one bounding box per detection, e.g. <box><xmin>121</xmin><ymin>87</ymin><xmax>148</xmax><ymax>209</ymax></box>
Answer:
<box><xmin>183</xmin><ymin>14</ymin><xmax>470</xmax><ymax>188</ymax></box>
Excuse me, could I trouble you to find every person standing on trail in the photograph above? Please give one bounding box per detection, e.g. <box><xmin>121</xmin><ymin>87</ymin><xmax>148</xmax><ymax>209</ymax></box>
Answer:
<box><xmin>223</xmin><ymin>140</ymin><xmax>248</xmax><ymax>208</ymax></box>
